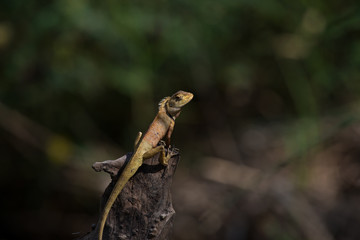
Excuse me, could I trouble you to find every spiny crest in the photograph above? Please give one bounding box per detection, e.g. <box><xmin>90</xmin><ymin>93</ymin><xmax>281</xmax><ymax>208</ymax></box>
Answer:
<box><xmin>158</xmin><ymin>96</ymin><xmax>170</xmax><ymax>110</ymax></box>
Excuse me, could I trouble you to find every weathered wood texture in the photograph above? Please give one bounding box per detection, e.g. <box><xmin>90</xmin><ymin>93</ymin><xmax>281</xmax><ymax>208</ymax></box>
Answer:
<box><xmin>79</xmin><ymin>148</ymin><xmax>180</xmax><ymax>240</ymax></box>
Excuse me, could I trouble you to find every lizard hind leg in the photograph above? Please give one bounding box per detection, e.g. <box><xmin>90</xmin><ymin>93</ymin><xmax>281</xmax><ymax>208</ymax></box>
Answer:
<box><xmin>143</xmin><ymin>145</ymin><xmax>172</xmax><ymax>166</ymax></box>
<box><xmin>159</xmin><ymin>149</ymin><xmax>172</xmax><ymax>166</ymax></box>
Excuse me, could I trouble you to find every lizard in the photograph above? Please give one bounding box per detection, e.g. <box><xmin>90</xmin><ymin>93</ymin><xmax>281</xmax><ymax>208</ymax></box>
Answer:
<box><xmin>97</xmin><ymin>90</ymin><xmax>193</xmax><ymax>240</ymax></box>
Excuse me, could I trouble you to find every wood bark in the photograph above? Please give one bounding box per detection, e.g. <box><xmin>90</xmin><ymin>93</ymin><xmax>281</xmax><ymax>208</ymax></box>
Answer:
<box><xmin>78</xmin><ymin>148</ymin><xmax>180</xmax><ymax>240</ymax></box>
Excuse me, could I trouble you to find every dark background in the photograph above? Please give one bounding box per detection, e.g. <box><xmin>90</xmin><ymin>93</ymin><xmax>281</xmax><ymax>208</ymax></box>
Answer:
<box><xmin>1</xmin><ymin>1</ymin><xmax>360</xmax><ymax>239</ymax></box>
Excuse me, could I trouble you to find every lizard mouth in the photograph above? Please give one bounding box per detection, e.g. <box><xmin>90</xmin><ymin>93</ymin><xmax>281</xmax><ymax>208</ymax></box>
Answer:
<box><xmin>178</xmin><ymin>91</ymin><xmax>194</xmax><ymax>107</ymax></box>
<box><xmin>187</xmin><ymin>93</ymin><xmax>194</xmax><ymax>101</ymax></box>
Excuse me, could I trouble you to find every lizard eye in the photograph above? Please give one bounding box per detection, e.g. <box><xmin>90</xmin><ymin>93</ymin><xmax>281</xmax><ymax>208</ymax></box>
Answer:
<box><xmin>175</xmin><ymin>96</ymin><xmax>181</xmax><ymax>101</ymax></box>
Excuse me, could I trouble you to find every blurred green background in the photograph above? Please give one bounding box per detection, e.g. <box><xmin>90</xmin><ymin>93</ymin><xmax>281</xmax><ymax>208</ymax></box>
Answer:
<box><xmin>1</xmin><ymin>0</ymin><xmax>360</xmax><ymax>239</ymax></box>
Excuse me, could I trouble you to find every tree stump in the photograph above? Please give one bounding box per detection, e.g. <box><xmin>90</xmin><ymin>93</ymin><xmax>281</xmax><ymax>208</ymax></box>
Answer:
<box><xmin>78</xmin><ymin>148</ymin><xmax>180</xmax><ymax>240</ymax></box>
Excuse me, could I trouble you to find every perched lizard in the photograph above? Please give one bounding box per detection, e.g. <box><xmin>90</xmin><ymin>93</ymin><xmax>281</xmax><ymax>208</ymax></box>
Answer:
<box><xmin>97</xmin><ymin>90</ymin><xmax>193</xmax><ymax>240</ymax></box>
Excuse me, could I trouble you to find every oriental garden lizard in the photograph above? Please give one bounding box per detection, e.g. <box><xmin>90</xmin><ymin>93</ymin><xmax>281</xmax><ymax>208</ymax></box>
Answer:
<box><xmin>97</xmin><ymin>90</ymin><xmax>193</xmax><ymax>240</ymax></box>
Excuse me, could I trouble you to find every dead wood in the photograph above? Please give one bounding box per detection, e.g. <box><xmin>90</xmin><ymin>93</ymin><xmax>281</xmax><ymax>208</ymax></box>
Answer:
<box><xmin>78</xmin><ymin>147</ymin><xmax>180</xmax><ymax>240</ymax></box>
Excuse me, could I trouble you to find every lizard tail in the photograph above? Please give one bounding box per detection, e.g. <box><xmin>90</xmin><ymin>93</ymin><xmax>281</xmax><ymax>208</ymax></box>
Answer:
<box><xmin>98</xmin><ymin>173</ymin><xmax>133</xmax><ymax>240</ymax></box>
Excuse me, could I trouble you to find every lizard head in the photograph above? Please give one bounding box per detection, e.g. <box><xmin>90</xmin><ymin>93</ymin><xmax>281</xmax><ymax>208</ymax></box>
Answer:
<box><xmin>169</xmin><ymin>90</ymin><xmax>194</xmax><ymax>108</ymax></box>
<box><xmin>165</xmin><ymin>90</ymin><xmax>193</xmax><ymax>118</ymax></box>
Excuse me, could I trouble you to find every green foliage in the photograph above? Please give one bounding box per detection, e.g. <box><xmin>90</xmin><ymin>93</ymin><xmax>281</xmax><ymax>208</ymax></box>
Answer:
<box><xmin>2</xmin><ymin>0</ymin><xmax>360</xmax><ymax>107</ymax></box>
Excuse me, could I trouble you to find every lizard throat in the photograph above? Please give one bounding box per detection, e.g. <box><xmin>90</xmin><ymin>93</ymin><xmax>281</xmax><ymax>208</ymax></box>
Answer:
<box><xmin>165</xmin><ymin>103</ymin><xmax>180</xmax><ymax>120</ymax></box>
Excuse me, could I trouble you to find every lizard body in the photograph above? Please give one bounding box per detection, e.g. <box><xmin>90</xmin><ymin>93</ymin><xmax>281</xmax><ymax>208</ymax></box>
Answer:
<box><xmin>97</xmin><ymin>90</ymin><xmax>193</xmax><ymax>240</ymax></box>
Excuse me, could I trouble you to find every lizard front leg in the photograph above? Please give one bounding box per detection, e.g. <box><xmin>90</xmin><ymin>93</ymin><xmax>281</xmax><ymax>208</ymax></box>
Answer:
<box><xmin>162</xmin><ymin>121</ymin><xmax>176</xmax><ymax>164</ymax></box>
<box><xmin>143</xmin><ymin>145</ymin><xmax>172</xmax><ymax>166</ymax></box>
<box><xmin>165</xmin><ymin>121</ymin><xmax>175</xmax><ymax>146</ymax></box>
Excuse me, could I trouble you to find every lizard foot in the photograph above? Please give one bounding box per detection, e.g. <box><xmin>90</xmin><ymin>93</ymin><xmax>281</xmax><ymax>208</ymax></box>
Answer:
<box><xmin>160</xmin><ymin>146</ymin><xmax>178</xmax><ymax>166</ymax></box>
<box><xmin>158</xmin><ymin>140</ymin><xmax>167</xmax><ymax>147</ymax></box>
